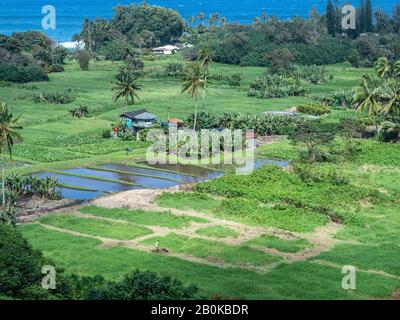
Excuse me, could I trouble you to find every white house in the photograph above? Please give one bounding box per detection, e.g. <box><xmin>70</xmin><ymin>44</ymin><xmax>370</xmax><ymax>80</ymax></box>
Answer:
<box><xmin>151</xmin><ymin>45</ymin><xmax>180</xmax><ymax>55</ymax></box>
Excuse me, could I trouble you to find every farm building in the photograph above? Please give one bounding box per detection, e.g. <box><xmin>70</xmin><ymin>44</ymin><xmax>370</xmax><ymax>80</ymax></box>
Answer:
<box><xmin>120</xmin><ymin>109</ymin><xmax>157</xmax><ymax>131</ymax></box>
<box><xmin>167</xmin><ymin>117</ymin><xmax>184</xmax><ymax>128</ymax></box>
<box><xmin>151</xmin><ymin>45</ymin><xmax>180</xmax><ymax>55</ymax></box>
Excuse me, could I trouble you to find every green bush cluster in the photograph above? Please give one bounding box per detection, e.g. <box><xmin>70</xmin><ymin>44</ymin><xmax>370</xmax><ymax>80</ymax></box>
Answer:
<box><xmin>0</xmin><ymin>63</ymin><xmax>48</xmax><ymax>83</ymax></box>
<box><xmin>248</xmin><ymin>74</ymin><xmax>307</xmax><ymax>99</ymax></box>
<box><xmin>33</xmin><ymin>89</ymin><xmax>75</xmax><ymax>104</ymax></box>
<box><xmin>320</xmin><ymin>89</ymin><xmax>355</xmax><ymax>108</ymax></box>
<box><xmin>195</xmin><ymin>165</ymin><xmax>381</xmax><ymax>225</ymax></box>
<box><xmin>186</xmin><ymin>111</ymin><xmax>301</xmax><ymax>135</ymax></box>
<box><xmin>297</xmin><ymin>103</ymin><xmax>331</xmax><ymax>116</ymax></box>
<box><xmin>6</xmin><ymin>174</ymin><xmax>61</xmax><ymax>200</ymax></box>
<box><xmin>290</xmin><ymin>65</ymin><xmax>331</xmax><ymax>84</ymax></box>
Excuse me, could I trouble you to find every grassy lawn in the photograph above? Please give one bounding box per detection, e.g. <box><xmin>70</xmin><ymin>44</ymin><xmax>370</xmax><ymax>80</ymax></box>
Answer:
<box><xmin>79</xmin><ymin>206</ymin><xmax>209</xmax><ymax>229</ymax></box>
<box><xmin>195</xmin><ymin>226</ymin><xmax>239</xmax><ymax>238</ymax></box>
<box><xmin>140</xmin><ymin>233</ymin><xmax>282</xmax><ymax>267</ymax></box>
<box><xmin>39</xmin><ymin>213</ymin><xmax>153</xmax><ymax>240</ymax></box>
<box><xmin>246</xmin><ymin>234</ymin><xmax>312</xmax><ymax>253</ymax></box>
<box><xmin>19</xmin><ymin>223</ymin><xmax>400</xmax><ymax>299</ymax></box>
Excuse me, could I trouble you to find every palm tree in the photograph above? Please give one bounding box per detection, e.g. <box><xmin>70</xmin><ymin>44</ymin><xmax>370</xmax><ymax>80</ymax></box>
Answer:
<box><xmin>189</xmin><ymin>16</ymin><xmax>196</xmax><ymax>24</ymax></box>
<box><xmin>0</xmin><ymin>103</ymin><xmax>23</xmax><ymax>206</ymax></box>
<box><xmin>353</xmin><ymin>75</ymin><xmax>382</xmax><ymax>130</ymax></box>
<box><xmin>182</xmin><ymin>62</ymin><xmax>205</xmax><ymax>130</ymax></box>
<box><xmin>394</xmin><ymin>60</ymin><xmax>400</xmax><ymax>78</ymax></box>
<box><xmin>375</xmin><ymin>57</ymin><xmax>391</xmax><ymax>79</ymax></box>
<box><xmin>112</xmin><ymin>68</ymin><xmax>141</xmax><ymax>112</ymax></box>
<box><xmin>220</xmin><ymin>16</ymin><xmax>227</xmax><ymax>28</ymax></box>
<box><xmin>382</xmin><ymin>79</ymin><xmax>400</xmax><ymax>115</ymax></box>
<box><xmin>199</xmin><ymin>46</ymin><xmax>214</xmax><ymax>111</ymax></box>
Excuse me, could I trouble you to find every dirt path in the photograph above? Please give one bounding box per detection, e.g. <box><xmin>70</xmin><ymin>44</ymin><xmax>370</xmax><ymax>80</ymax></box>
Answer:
<box><xmin>37</xmin><ymin>221</ymin><xmax>279</xmax><ymax>273</ymax></box>
<box><xmin>310</xmin><ymin>259</ymin><xmax>400</xmax><ymax>280</ymax></box>
<box><xmin>89</xmin><ymin>187</ymin><xmax>345</xmax><ymax>263</ymax></box>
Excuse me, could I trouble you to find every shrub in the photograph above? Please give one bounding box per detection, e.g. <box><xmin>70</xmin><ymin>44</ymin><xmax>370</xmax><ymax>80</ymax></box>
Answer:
<box><xmin>268</xmin><ymin>48</ymin><xmax>294</xmax><ymax>73</ymax></box>
<box><xmin>76</xmin><ymin>50</ymin><xmax>91</xmax><ymax>71</ymax></box>
<box><xmin>50</xmin><ymin>64</ymin><xmax>64</xmax><ymax>72</ymax></box>
<box><xmin>289</xmin><ymin>123</ymin><xmax>336</xmax><ymax>163</ymax></box>
<box><xmin>292</xmin><ymin>65</ymin><xmax>330</xmax><ymax>84</ymax></box>
<box><xmin>377</xmin><ymin>121</ymin><xmax>400</xmax><ymax>143</ymax></box>
<box><xmin>102</xmin><ymin>129</ymin><xmax>111</xmax><ymax>139</ymax></box>
<box><xmin>33</xmin><ymin>89</ymin><xmax>75</xmax><ymax>104</ymax></box>
<box><xmin>97</xmin><ymin>39</ymin><xmax>135</xmax><ymax>61</ymax></box>
<box><xmin>86</xmin><ymin>270</ymin><xmax>200</xmax><ymax>300</ymax></box>
<box><xmin>320</xmin><ymin>89</ymin><xmax>354</xmax><ymax>108</ymax></box>
<box><xmin>124</xmin><ymin>55</ymin><xmax>144</xmax><ymax>77</ymax></box>
<box><xmin>0</xmin><ymin>224</ymin><xmax>55</xmax><ymax>299</ymax></box>
<box><xmin>0</xmin><ymin>63</ymin><xmax>48</xmax><ymax>83</ymax></box>
<box><xmin>228</xmin><ymin>73</ymin><xmax>243</xmax><ymax>86</ymax></box>
<box><xmin>165</xmin><ymin>62</ymin><xmax>184</xmax><ymax>77</ymax></box>
<box><xmin>0</xmin><ymin>202</ymin><xmax>17</xmax><ymax>226</ymax></box>
<box><xmin>248</xmin><ymin>73</ymin><xmax>307</xmax><ymax>99</ymax></box>
<box><xmin>297</xmin><ymin>103</ymin><xmax>331</xmax><ymax>116</ymax></box>
<box><xmin>69</xmin><ymin>105</ymin><xmax>90</xmax><ymax>118</ymax></box>
<box><xmin>52</xmin><ymin>46</ymin><xmax>68</xmax><ymax>64</ymax></box>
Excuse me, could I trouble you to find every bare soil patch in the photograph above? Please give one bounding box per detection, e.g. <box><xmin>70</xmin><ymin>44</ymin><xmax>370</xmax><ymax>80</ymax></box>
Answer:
<box><xmin>16</xmin><ymin>196</ymin><xmax>83</xmax><ymax>223</ymax></box>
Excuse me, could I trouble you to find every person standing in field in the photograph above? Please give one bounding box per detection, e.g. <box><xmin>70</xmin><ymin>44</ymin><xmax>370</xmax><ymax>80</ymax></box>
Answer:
<box><xmin>155</xmin><ymin>240</ymin><xmax>160</xmax><ymax>253</ymax></box>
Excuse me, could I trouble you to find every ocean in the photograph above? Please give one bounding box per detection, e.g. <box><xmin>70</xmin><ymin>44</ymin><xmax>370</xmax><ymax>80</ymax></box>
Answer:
<box><xmin>0</xmin><ymin>0</ymin><xmax>397</xmax><ymax>42</ymax></box>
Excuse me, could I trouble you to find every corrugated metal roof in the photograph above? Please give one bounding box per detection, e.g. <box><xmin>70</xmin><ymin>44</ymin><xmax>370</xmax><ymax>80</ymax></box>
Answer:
<box><xmin>120</xmin><ymin>109</ymin><xmax>156</xmax><ymax>120</ymax></box>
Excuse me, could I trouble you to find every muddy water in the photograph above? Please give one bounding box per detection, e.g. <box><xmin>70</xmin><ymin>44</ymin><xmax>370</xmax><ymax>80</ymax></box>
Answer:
<box><xmin>35</xmin><ymin>171</ymin><xmax>140</xmax><ymax>200</ymax></box>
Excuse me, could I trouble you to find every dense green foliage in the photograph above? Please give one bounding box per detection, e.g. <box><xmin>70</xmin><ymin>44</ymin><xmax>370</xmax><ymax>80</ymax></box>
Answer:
<box><xmin>0</xmin><ymin>31</ymin><xmax>68</xmax><ymax>83</ymax></box>
<box><xmin>0</xmin><ymin>223</ymin><xmax>200</xmax><ymax>300</ymax></box>
<box><xmin>0</xmin><ymin>223</ymin><xmax>60</xmax><ymax>299</ymax></box>
<box><xmin>87</xmin><ymin>270</ymin><xmax>200</xmax><ymax>300</ymax></box>
<box><xmin>0</xmin><ymin>63</ymin><xmax>48</xmax><ymax>83</ymax></box>
<box><xmin>6</xmin><ymin>174</ymin><xmax>61</xmax><ymax>200</ymax></box>
<box><xmin>248</xmin><ymin>73</ymin><xmax>307</xmax><ymax>99</ymax></box>
<box><xmin>297</xmin><ymin>103</ymin><xmax>331</xmax><ymax>116</ymax></box>
<box><xmin>33</xmin><ymin>89</ymin><xmax>75</xmax><ymax>104</ymax></box>
<box><xmin>74</xmin><ymin>4</ymin><xmax>184</xmax><ymax>58</ymax></box>
<box><xmin>195</xmin><ymin>165</ymin><xmax>382</xmax><ymax>225</ymax></box>
<box><xmin>185</xmin><ymin>111</ymin><xmax>301</xmax><ymax>135</ymax></box>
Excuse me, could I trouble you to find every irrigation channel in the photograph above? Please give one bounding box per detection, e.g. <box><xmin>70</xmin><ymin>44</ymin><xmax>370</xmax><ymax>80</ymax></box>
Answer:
<box><xmin>36</xmin><ymin>159</ymin><xmax>290</xmax><ymax>200</ymax></box>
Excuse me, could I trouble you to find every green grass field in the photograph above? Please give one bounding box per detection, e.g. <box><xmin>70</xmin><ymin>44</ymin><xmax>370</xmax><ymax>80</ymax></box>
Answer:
<box><xmin>7</xmin><ymin>55</ymin><xmax>400</xmax><ymax>299</ymax></box>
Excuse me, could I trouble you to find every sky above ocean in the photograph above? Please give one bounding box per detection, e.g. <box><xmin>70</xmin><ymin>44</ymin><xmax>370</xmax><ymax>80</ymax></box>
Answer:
<box><xmin>0</xmin><ymin>0</ymin><xmax>397</xmax><ymax>42</ymax></box>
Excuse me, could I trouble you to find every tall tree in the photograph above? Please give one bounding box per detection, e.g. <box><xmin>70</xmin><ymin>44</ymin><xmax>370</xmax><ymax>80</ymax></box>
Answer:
<box><xmin>199</xmin><ymin>46</ymin><xmax>213</xmax><ymax>111</ymax></box>
<box><xmin>181</xmin><ymin>62</ymin><xmax>205</xmax><ymax>130</ymax></box>
<box><xmin>0</xmin><ymin>103</ymin><xmax>23</xmax><ymax>206</ymax></box>
<box><xmin>364</xmin><ymin>0</ymin><xmax>373</xmax><ymax>32</ymax></box>
<box><xmin>325</xmin><ymin>0</ymin><xmax>336</xmax><ymax>36</ymax></box>
<box><xmin>358</xmin><ymin>0</ymin><xmax>366</xmax><ymax>33</ymax></box>
<box><xmin>112</xmin><ymin>69</ymin><xmax>141</xmax><ymax>111</ymax></box>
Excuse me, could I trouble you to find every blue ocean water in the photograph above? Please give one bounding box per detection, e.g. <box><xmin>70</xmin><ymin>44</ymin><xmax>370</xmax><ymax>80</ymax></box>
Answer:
<box><xmin>0</xmin><ymin>0</ymin><xmax>397</xmax><ymax>42</ymax></box>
